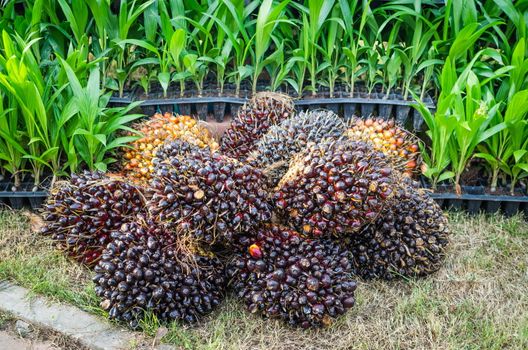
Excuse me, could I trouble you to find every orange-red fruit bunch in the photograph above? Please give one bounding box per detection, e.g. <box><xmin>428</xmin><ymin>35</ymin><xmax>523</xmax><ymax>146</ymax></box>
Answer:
<box><xmin>122</xmin><ymin>113</ymin><xmax>218</xmax><ymax>182</ymax></box>
<box><xmin>345</xmin><ymin>117</ymin><xmax>420</xmax><ymax>175</ymax></box>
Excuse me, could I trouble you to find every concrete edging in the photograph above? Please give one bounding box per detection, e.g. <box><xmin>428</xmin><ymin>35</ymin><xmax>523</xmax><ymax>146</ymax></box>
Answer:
<box><xmin>0</xmin><ymin>282</ymin><xmax>174</xmax><ymax>350</ymax></box>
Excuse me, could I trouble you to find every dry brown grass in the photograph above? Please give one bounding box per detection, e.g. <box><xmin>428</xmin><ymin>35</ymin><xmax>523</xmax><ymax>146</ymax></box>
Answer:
<box><xmin>161</xmin><ymin>212</ymin><xmax>528</xmax><ymax>350</ymax></box>
<box><xmin>0</xmin><ymin>210</ymin><xmax>527</xmax><ymax>350</ymax></box>
<box><xmin>0</xmin><ymin>210</ymin><xmax>97</xmax><ymax>311</ymax></box>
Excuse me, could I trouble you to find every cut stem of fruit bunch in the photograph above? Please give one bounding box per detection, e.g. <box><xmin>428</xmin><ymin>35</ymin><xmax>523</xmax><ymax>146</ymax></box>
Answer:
<box><xmin>220</xmin><ymin>92</ymin><xmax>295</xmax><ymax>161</ymax></box>
<box><xmin>345</xmin><ymin>117</ymin><xmax>421</xmax><ymax>176</ymax></box>
<box><xmin>122</xmin><ymin>113</ymin><xmax>218</xmax><ymax>183</ymax></box>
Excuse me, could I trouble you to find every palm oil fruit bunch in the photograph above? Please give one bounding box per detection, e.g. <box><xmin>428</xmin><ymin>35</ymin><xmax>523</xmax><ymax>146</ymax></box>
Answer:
<box><xmin>93</xmin><ymin>219</ymin><xmax>226</xmax><ymax>329</ymax></box>
<box><xmin>274</xmin><ymin>139</ymin><xmax>396</xmax><ymax>237</ymax></box>
<box><xmin>122</xmin><ymin>112</ymin><xmax>218</xmax><ymax>183</ymax></box>
<box><xmin>227</xmin><ymin>225</ymin><xmax>357</xmax><ymax>328</ymax></box>
<box><xmin>248</xmin><ymin>110</ymin><xmax>346</xmax><ymax>187</ymax></box>
<box><xmin>345</xmin><ymin>117</ymin><xmax>420</xmax><ymax>176</ymax></box>
<box><xmin>40</xmin><ymin>171</ymin><xmax>146</xmax><ymax>266</ymax></box>
<box><xmin>148</xmin><ymin>140</ymin><xmax>272</xmax><ymax>245</ymax></box>
<box><xmin>347</xmin><ymin>177</ymin><xmax>449</xmax><ymax>280</ymax></box>
<box><xmin>220</xmin><ymin>92</ymin><xmax>294</xmax><ymax>161</ymax></box>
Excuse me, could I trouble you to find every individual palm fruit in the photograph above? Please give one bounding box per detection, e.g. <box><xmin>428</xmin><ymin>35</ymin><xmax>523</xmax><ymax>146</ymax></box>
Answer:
<box><xmin>274</xmin><ymin>139</ymin><xmax>396</xmax><ymax>237</ymax></box>
<box><xmin>148</xmin><ymin>140</ymin><xmax>272</xmax><ymax>245</ymax></box>
<box><xmin>220</xmin><ymin>92</ymin><xmax>294</xmax><ymax>161</ymax></box>
<box><xmin>345</xmin><ymin>117</ymin><xmax>420</xmax><ymax>175</ymax></box>
<box><xmin>247</xmin><ymin>110</ymin><xmax>346</xmax><ymax>188</ymax></box>
<box><xmin>122</xmin><ymin>112</ymin><xmax>218</xmax><ymax>183</ymax></box>
<box><xmin>93</xmin><ymin>219</ymin><xmax>226</xmax><ymax>329</ymax></box>
<box><xmin>40</xmin><ymin>171</ymin><xmax>146</xmax><ymax>266</ymax></box>
<box><xmin>227</xmin><ymin>225</ymin><xmax>357</xmax><ymax>328</ymax></box>
<box><xmin>347</xmin><ymin>178</ymin><xmax>449</xmax><ymax>280</ymax></box>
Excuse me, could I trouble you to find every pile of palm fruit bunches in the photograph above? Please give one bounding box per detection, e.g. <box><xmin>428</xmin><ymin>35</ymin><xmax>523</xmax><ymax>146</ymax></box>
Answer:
<box><xmin>41</xmin><ymin>92</ymin><xmax>448</xmax><ymax>330</ymax></box>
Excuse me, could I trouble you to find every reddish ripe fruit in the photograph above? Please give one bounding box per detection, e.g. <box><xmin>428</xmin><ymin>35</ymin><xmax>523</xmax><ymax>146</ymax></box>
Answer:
<box><xmin>249</xmin><ymin>244</ymin><xmax>263</xmax><ymax>258</ymax></box>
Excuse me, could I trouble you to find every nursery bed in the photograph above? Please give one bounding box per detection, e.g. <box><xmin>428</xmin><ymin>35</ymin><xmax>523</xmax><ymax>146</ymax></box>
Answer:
<box><xmin>0</xmin><ymin>210</ymin><xmax>526</xmax><ymax>350</ymax></box>
<box><xmin>109</xmin><ymin>91</ymin><xmax>436</xmax><ymax>132</ymax></box>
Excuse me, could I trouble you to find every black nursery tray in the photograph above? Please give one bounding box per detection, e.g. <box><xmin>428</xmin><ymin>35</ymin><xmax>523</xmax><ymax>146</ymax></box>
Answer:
<box><xmin>0</xmin><ymin>182</ymin><xmax>48</xmax><ymax>210</ymax></box>
<box><xmin>109</xmin><ymin>90</ymin><xmax>436</xmax><ymax>132</ymax></box>
<box><xmin>430</xmin><ymin>192</ymin><xmax>528</xmax><ymax>217</ymax></box>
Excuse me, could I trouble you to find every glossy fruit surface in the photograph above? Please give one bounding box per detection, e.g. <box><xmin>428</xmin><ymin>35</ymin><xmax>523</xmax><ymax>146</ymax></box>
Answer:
<box><xmin>347</xmin><ymin>177</ymin><xmax>449</xmax><ymax>279</ymax></box>
<box><xmin>227</xmin><ymin>225</ymin><xmax>357</xmax><ymax>328</ymax></box>
<box><xmin>149</xmin><ymin>140</ymin><xmax>272</xmax><ymax>245</ymax></box>
<box><xmin>93</xmin><ymin>219</ymin><xmax>226</xmax><ymax>329</ymax></box>
<box><xmin>345</xmin><ymin>117</ymin><xmax>420</xmax><ymax>176</ymax></box>
<box><xmin>274</xmin><ymin>140</ymin><xmax>396</xmax><ymax>237</ymax></box>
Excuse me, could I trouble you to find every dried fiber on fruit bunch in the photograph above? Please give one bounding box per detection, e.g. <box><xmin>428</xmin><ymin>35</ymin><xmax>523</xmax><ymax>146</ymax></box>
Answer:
<box><xmin>247</xmin><ymin>109</ymin><xmax>346</xmax><ymax>187</ymax></box>
<box><xmin>220</xmin><ymin>92</ymin><xmax>294</xmax><ymax>161</ymax></box>
<box><xmin>94</xmin><ymin>219</ymin><xmax>226</xmax><ymax>329</ymax></box>
<box><xmin>148</xmin><ymin>140</ymin><xmax>272</xmax><ymax>245</ymax></box>
<box><xmin>40</xmin><ymin>171</ymin><xmax>146</xmax><ymax>266</ymax></box>
<box><xmin>274</xmin><ymin>139</ymin><xmax>396</xmax><ymax>237</ymax></box>
<box><xmin>122</xmin><ymin>112</ymin><xmax>218</xmax><ymax>183</ymax></box>
<box><xmin>227</xmin><ymin>225</ymin><xmax>357</xmax><ymax>328</ymax></box>
<box><xmin>345</xmin><ymin>117</ymin><xmax>420</xmax><ymax>176</ymax></box>
<box><xmin>347</xmin><ymin>177</ymin><xmax>449</xmax><ymax>280</ymax></box>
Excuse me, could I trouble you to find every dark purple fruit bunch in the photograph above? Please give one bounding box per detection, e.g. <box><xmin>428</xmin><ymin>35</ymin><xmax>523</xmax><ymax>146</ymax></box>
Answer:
<box><xmin>227</xmin><ymin>225</ymin><xmax>357</xmax><ymax>328</ymax></box>
<box><xmin>274</xmin><ymin>140</ymin><xmax>396</xmax><ymax>237</ymax></box>
<box><xmin>40</xmin><ymin>171</ymin><xmax>146</xmax><ymax>266</ymax></box>
<box><xmin>347</xmin><ymin>178</ymin><xmax>449</xmax><ymax>280</ymax></box>
<box><xmin>220</xmin><ymin>92</ymin><xmax>294</xmax><ymax>161</ymax></box>
<box><xmin>148</xmin><ymin>141</ymin><xmax>272</xmax><ymax>245</ymax></box>
<box><xmin>93</xmin><ymin>220</ymin><xmax>226</xmax><ymax>329</ymax></box>
<box><xmin>247</xmin><ymin>109</ymin><xmax>346</xmax><ymax>188</ymax></box>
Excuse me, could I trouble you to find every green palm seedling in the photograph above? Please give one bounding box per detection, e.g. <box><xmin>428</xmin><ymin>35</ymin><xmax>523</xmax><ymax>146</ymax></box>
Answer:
<box><xmin>341</xmin><ymin>0</ymin><xmax>374</xmax><ymax>96</ymax></box>
<box><xmin>0</xmin><ymin>31</ymin><xmax>62</xmax><ymax>188</ymax></box>
<box><xmin>59</xmin><ymin>58</ymin><xmax>142</xmax><ymax>173</ymax></box>
<box><xmin>296</xmin><ymin>0</ymin><xmax>336</xmax><ymax>96</ymax></box>
<box><xmin>107</xmin><ymin>0</ymin><xmax>154</xmax><ymax>97</ymax></box>
<box><xmin>250</xmin><ymin>0</ymin><xmax>292</xmax><ymax>94</ymax></box>
<box><xmin>220</xmin><ymin>0</ymin><xmax>257</xmax><ymax>96</ymax></box>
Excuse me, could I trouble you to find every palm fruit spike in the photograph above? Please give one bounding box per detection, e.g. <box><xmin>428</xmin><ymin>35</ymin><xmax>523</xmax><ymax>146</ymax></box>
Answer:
<box><xmin>93</xmin><ymin>219</ymin><xmax>226</xmax><ymax>329</ymax></box>
<box><xmin>148</xmin><ymin>140</ymin><xmax>272</xmax><ymax>245</ymax></box>
<box><xmin>227</xmin><ymin>225</ymin><xmax>357</xmax><ymax>329</ymax></box>
<box><xmin>220</xmin><ymin>92</ymin><xmax>294</xmax><ymax>161</ymax></box>
<box><xmin>122</xmin><ymin>112</ymin><xmax>218</xmax><ymax>183</ymax></box>
<box><xmin>273</xmin><ymin>139</ymin><xmax>396</xmax><ymax>237</ymax></box>
<box><xmin>247</xmin><ymin>109</ymin><xmax>346</xmax><ymax>188</ymax></box>
<box><xmin>345</xmin><ymin>117</ymin><xmax>420</xmax><ymax>176</ymax></box>
<box><xmin>40</xmin><ymin>171</ymin><xmax>146</xmax><ymax>266</ymax></box>
<box><xmin>347</xmin><ymin>177</ymin><xmax>449</xmax><ymax>280</ymax></box>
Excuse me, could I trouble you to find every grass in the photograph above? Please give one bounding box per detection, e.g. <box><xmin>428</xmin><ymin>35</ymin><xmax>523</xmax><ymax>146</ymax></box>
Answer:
<box><xmin>0</xmin><ymin>210</ymin><xmax>527</xmax><ymax>349</ymax></box>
